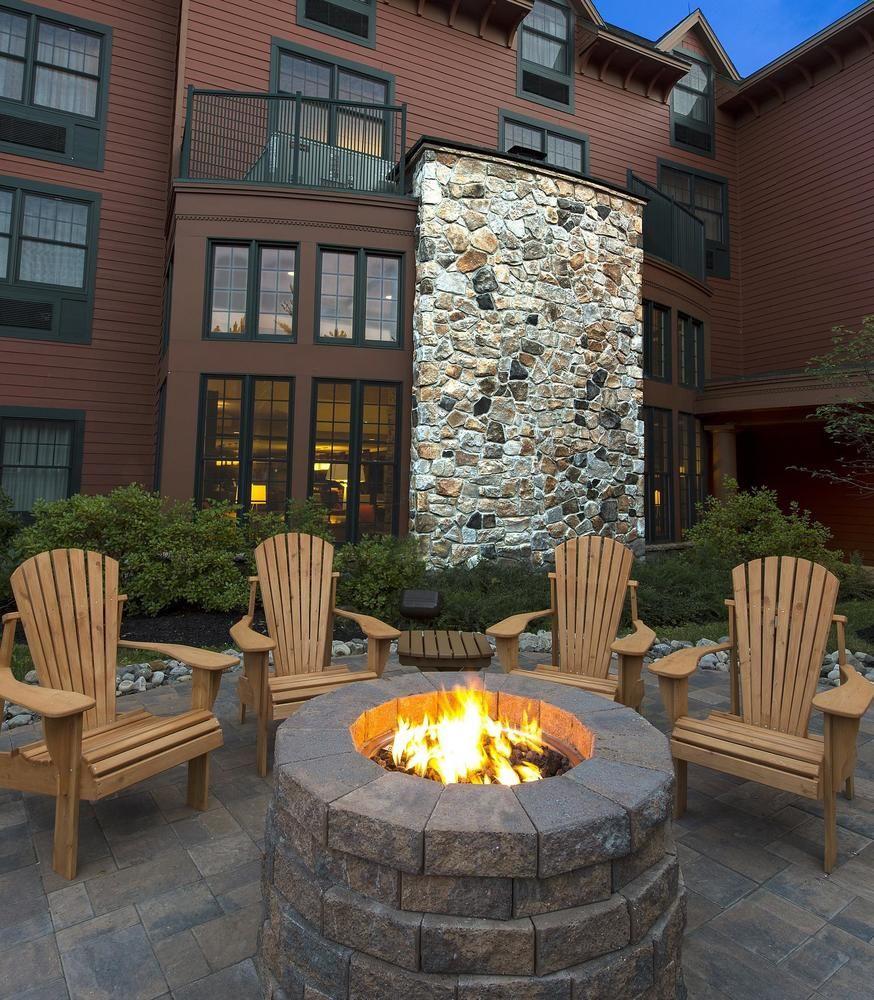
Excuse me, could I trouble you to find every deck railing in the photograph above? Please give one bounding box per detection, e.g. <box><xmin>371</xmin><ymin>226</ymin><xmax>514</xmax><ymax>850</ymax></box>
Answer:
<box><xmin>180</xmin><ymin>88</ymin><xmax>407</xmax><ymax>196</ymax></box>
<box><xmin>628</xmin><ymin>173</ymin><xmax>706</xmax><ymax>283</ymax></box>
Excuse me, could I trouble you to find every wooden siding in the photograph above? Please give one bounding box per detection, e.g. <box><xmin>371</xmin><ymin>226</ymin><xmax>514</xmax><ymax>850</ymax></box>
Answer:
<box><xmin>735</xmin><ymin>51</ymin><xmax>874</xmax><ymax>375</ymax></box>
<box><xmin>0</xmin><ymin>0</ymin><xmax>177</xmax><ymax>494</ymax></box>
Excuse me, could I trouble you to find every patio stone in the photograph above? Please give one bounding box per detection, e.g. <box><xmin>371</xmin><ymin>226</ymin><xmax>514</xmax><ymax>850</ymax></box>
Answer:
<box><xmin>190</xmin><ymin>900</ymin><xmax>263</xmax><ymax>971</ymax></box>
<box><xmin>0</xmin><ymin>937</ymin><xmax>63</xmax><ymax>999</ymax></box>
<box><xmin>173</xmin><ymin>958</ymin><xmax>261</xmax><ymax>1000</ymax></box>
<box><xmin>47</xmin><ymin>882</ymin><xmax>94</xmax><ymax>931</ymax></box>
<box><xmin>136</xmin><ymin>880</ymin><xmax>223</xmax><ymax>942</ymax></box>
<box><xmin>708</xmin><ymin>886</ymin><xmax>825</xmax><ymax>964</ymax></box>
<box><xmin>153</xmin><ymin>929</ymin><xmax>212</xmax><ymax>990</ymax></box>
<box><xmin>60</xmin><ymin>921</ymin><xmax>167</xmax><ymax>1000</ymax></box>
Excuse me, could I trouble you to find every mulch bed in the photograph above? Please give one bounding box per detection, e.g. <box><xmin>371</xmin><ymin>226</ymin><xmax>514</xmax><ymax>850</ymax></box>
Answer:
<box><xmin>120</xmin><ymin>611</ymin><xmax>268</xmax><ymax>649</ymax></box>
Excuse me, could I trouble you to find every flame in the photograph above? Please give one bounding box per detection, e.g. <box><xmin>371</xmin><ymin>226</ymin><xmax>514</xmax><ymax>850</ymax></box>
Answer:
<box><xmin>389</xmin><ymin>688</ymin><xmax>545</xmax><ymax>785</ymax></box>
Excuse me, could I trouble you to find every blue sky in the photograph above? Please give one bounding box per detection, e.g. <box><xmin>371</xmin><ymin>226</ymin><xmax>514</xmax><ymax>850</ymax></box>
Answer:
<box><xmin>595</xmin><ymin>0</ymin><xmax>862</xmax><ymax>75</ymax></box>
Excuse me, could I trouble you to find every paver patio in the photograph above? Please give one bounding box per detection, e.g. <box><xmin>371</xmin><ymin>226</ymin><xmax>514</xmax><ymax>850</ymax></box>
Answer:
<box><xmin>0</xmin><ymin>653</ymin><xmax>872</xmax><ymax>1000</ymax></box>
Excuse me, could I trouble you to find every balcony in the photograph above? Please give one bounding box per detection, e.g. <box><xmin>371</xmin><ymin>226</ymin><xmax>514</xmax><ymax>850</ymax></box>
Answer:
<box><xmin>628</xmin><ymin>173</ymin><xmax>706</xmax><ymax>284</ymax></box>
<box><xmin>180</xmin><ymin>89</ymin><xmax>407</xmax><ymax>197</ymax></box>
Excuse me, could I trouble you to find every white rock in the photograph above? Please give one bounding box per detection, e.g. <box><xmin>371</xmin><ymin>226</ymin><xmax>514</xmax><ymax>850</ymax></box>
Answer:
<box><xmin>332</xmin><ymin>642</ymin><xmax>351</xmax><ymax>657</ymax></box>
<box><xmin>134</xmin><ymin>677</ymin><xmax>147</xmax><ymax>692</ymax></box>
<box><xmin>118</xmin><ymin>680</ymin><xmax>134</xmax><ymax>694</ymax></box>
<box><xmin>8</xmin><ymin>714</ymin><xmax>32</xmax><ymax>728</ymax></box>
<box><xmin>150</xmin><ymin>671</ymin><xmax>165</xmax><ymax>686</ymax></box>
<box><xmin>24</xmin><ymin>671</ymin><xmax>38</xmax><ymax>685</ymax></box>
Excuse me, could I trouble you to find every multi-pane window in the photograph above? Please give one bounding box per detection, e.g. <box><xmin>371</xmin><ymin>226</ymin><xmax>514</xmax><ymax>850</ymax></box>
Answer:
<box><xmin>678</xmin><ymin>413</ymin><xmax>706</xmax><ymax>534</ymax></box>
<box><xmin>501</xmin><ymin>113</ymin><xmax>586</xmax><ymax>174</ymax></box>
<box><xmin>197</xmin><ymin>376</ymin><xmax>293</xmax><ymax>512</ymax></box>
<box><xmin>659</xmin><ymin>164</ymin><xmax>729</xmax><ymax>277</ymax></box>
<box><xmin>642</xmin><ymin>407</ymin><xmax>673</xmax><ymax>544</ymax></box>
<box><xmin>0</xmin><ymin>413</ymin><xmax>80</xmax><ymax>512</ymax></box>
<box><xmin>298</xmin><ymin>0</ymin><xmax>375</xmax><ymax>47</ymax></box>
<box><xmin>518</xmin><ymin>0</ymin><xmax>573</xmax><ymax>109</ymax></box>
<box><xmin>643</xmin><ymin>300</ymin><xmax>671</xmax><ymax>381</ymax></box>
<box><xmin>671</xmin><ymin>54</ymin><xmax>714</xmax><ymax>155</ymax></box>
<box><xmin>311</xmin><ymin>380</ymin><xmax>400</xmax><ymax>541</ymax></box>
<box><xmin>206</xmin><ymin>241</ymin><xmax>297</xmax><ymax>340</ymax></box>
<box><xmin>678</xmin><ymin>313</ymin><xmax>705</xmax><ymax>389</ymax></box>
<box><xmin>317</xmin><ymin>247</ymin><xmax>401</xmax><ymax>346</ymax></box>
<box><xmin>19</xmin><ymin>192</ymin><xmax>88</xmax><ymax>286</ymax></box>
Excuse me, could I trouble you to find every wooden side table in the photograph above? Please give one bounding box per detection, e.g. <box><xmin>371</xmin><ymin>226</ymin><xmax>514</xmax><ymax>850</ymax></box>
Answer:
<box><xmin>398</xmin><ymin>630</ymin><xmax>494</xmax><ymax>671</ymax></box>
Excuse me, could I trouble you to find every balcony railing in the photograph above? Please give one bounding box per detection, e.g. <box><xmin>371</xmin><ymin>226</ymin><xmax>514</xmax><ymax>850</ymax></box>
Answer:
<box><xmin>628</xmin><ymin>173</ymin><xmax>706</xmax><ymax>283</ymax></box>
<box><xmin>180</xmin><ymin>89</ymin><xmax>407</xmax><ymax>197</ymax></box>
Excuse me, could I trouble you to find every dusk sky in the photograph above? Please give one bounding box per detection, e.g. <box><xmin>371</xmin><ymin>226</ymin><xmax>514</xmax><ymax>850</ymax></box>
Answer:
<box><xmin>595</xmin><ymin>0</ymin><xmax>862</xmax><ymax>76</ymax></box>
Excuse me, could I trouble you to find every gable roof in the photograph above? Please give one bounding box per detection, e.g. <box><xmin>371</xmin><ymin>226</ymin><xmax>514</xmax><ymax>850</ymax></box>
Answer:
<box><xmin>656</xmin><ymin>8</ymin><xmax>741</xmax><ymax>80</ymax></box>
<box><xmin>573</xmin><ymin>0</ymin><xmax>605</xmax><ymax>27</ymax></box>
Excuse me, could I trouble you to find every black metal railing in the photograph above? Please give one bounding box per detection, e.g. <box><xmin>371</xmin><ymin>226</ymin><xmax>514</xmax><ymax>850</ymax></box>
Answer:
<box><xmin>628</xmin><ymin>173</ymin><xmax>706</xmax><ymax>283</ymax></box>
<box><xmin>180</xmin><ymin>88</ymin><xmax>407</xmax><ymax>196</ymax></box>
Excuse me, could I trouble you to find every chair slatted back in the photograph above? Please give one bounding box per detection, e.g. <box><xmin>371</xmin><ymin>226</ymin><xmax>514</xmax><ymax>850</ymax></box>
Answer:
<box><xmin>554</xmin><ymin>536</ymin><xmax>634</xmax><ymax>679</ymax></box>
<box><xmin>11</xmin><ymin>549</ymin><xmax>119</xmax><ymax>731</ymax></box>
<box><xmin>255</xmin><ymin>533</ymin><xmax>335</xmax><ymax>676</ymax></box>
<box><xmin>732</xmin><ymin>557</ymin><xmax>839</xmax><ymax>737</ymax></box>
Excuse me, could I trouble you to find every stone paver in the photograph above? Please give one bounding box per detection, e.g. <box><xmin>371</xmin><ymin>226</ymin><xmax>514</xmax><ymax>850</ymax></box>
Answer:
<box><xmin>0</xmin><ymin>653</ymin><xmax>870</xmax><ymax>998</ymax></box>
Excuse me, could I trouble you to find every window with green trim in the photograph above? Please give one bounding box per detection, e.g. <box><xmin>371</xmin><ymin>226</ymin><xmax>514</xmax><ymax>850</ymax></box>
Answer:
<box><xmin>205</xmin><ymin>241</ymin><xmax>298</xmax><ymax>341</ymax></box>
<box><xmin>642</xmin><ymin>406</ymin><xmax>673</xmax><ymax>543</ymax></box>
<box><xmin>0</xmin><ymin>406</ymin><xmax>83</xmax><ymax>513</ymax></box>
<box><xmin>317</xmin><ymin>247</ymin><xmax>401</xmax><ymax>346</ymax></box>
<box><xmin>0</xmin><ymin>2</ymin><xmax>110</xmax><ymax>168</ymax></box>
<box><xmin>0</xmin><ymin>176</ymin><xmax>98</xmax><ymax>342</ymax></box>
<box><xmin>518</xmin><ymin>0</ymin><xmax>574</xmax><ymax>111</ymax></box>
<box><xmin>643</xmin><ymin>300</ymin><xmax>671</xmax><ymax>381</ymax></box>
<box><xmin>197</xmin><ymin>375</ymin><xmax>294</xmax><ymax>512</ymax></box>
<box><xmin>671</xmin><ymin>53</ymin><xmax>714</xmax><ymax>155</ymax></box>
<box><xmin>659</xmin><ymin>162</ymin><xmax>729</xmax><ymax>277</ymax></box>
<box><xmin>500</xmin><ymin>111</ymin><xmax>586</xmax><ymax>174</ymax></box>
<box><xmin>678</xmin><ymin>412</ymin><xmax>706</xmax><ymax>533</ymax></box>
<box><xmin>297</xmin><ymin>0</ymin><xmax>375</xmax><ymax>47</ymax></box>
<box><xmin>678</xmin><ymin>312</ymin><xmax>705</xmax><ymax>389</ymax></box>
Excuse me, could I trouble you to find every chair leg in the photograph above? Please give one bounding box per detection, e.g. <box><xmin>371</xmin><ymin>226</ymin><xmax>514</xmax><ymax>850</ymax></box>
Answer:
<box><xmin>187</xmin><ymin>753</ymin><xmax>210</xmax><ymax>811</ymax></box>
<box><xmin>239</xmin><ymin>700</ymin><xmax>247</xmax><ymax>725</ymax></box>
<box><xmin>44</xmin><ymin>715</ymin><xmax>83</xmax><ymax>881</ymax></box>
<box><xmin>845</xmin><ymin>775</ymin><xmax>855</xmax><ymax>800</ymax></box>
<box><xmin>673</xmin><ymin>759</ymin><xmax>687</xmax><ymax>819</ymax></box>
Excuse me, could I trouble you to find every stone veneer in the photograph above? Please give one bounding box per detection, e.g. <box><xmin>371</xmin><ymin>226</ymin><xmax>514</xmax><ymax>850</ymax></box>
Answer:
<box><xmin>409</xmin><ymin>145</ymin><xmax>646</xmax><ymax>568</ymax></box>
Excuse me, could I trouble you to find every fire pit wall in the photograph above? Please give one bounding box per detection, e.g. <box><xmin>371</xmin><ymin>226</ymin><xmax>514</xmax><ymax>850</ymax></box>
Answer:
<box><xmin>259</xmin><ymin>673</ymin><xmax>685</xmax><ymax>1000</ymax></box>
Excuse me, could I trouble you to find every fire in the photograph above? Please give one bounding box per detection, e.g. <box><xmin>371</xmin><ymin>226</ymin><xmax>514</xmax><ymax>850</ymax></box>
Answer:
<box><xmin>389</xmin><ymin>688</ymin><xmax>545</xmax><ymax>785</ymax></box>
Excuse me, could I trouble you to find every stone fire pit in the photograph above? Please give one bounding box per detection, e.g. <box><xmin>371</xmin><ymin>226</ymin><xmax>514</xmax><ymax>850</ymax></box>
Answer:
<box><xmin>259</xmin><ymin>673</ymin><xmax>685</xmax><ymax>999</ymax></box>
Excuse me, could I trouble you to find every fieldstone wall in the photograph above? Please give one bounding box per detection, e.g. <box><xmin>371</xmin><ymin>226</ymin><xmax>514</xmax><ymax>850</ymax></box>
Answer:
<box><xmin>410</xmin><ymin>145</ymin><xmax>645</xmax><ymax>567</ymax></box>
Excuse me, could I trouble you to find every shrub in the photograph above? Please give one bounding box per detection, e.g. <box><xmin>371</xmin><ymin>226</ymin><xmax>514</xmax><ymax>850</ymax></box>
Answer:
<box><xmin>633</xmin><ymin>549</ymin><xmax>731</xmax><ymax>627</ymax></box>
<box><xmin>335</xmin><ymin>535</ymin><xmax>425</xmax><ymax>626</ymax></box>
<box><xmin>0</xmin><ymin>491</ymin><xmax>21</xmax><ymax>608</ymax></box>
<box><xmin>836</xmin><ymin>553</ymin><xmax>874</xmax><ymax>602</ymax></box>
<box><xmin>287</xmin><ymin>498</ymin><xmax>334</xmax><ymax>542</ymax></box>
<box><xmin>430</xmin><ymin>561</ymin><xmax>552</xmax><ymax>634</ymax></box>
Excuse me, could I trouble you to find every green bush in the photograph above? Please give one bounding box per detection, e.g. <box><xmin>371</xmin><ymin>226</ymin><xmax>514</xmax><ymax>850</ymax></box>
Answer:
<box><xmin>634</xmin><ymin>549</ymin><xmax>731</xmax><ymax>627</ymax></box>
<box><xmin>287</xmin><ymin>498</ymin><xmax>334</xmax><ymax>542</ymax></box>
<box><xmin>430</xmin><ymin>561</ymin><xmax>552</xmax><ymax>634</ymax></box>
<box><xmin>335</xmin><ymin>535</ymin><xmax>425</xmax><ymax>626</ymax></box>
<box><xmin>836</xmin><ymin>553</ymin><xmax>874</xmax><ymax>602</ymax></box>
<box><xmin>0</xmin><ymin>491</ymin><xmax>21</xmax><ymax>607</ymax></box>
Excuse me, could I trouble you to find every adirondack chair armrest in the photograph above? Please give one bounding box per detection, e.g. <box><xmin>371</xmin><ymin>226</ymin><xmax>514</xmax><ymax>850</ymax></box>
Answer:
<box><xmin>117</xmin><ymin>640</ymin><xmax>238</xmax><ymax>672</ymax></box>
<box><xmin>229</xmin><ymin>616</ymin><xmax>276</xmax><ymax>654</ymax></box>
<box><xmin>813</xmin><ymin>664</ymin><xmax>874</xmax><ymax>720</ymax></box>
<box><xmin>487</xmin><ymin>610</ymin><xmax>553</xmax><ymax>640</ymax></box>
<box><xmin>334</xmin><ymin>609</ymin><xmax>400</xmax><ymax>640</ymax></box>
<box><xmin>0</xmin><ymin>668</ymin><xmax>94</xmax><ymax>719</ymax></box>
<box><xmin>648</xmin><ymin>642</ymin><xmax>733</xmax><ymax>680</ymax></box>
<box><xmin>611</xmin><ymin>620</ymin><xmax>656</xmax><ymax>657</ymax></box>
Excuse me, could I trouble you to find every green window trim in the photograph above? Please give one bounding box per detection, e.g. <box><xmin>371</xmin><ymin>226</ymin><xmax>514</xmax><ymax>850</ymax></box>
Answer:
<box><xmin>516</xmin><ymin>0</ymin><xmax>574</xmax><ymax>113</ymax></box>
<box><xmin>0</xmin><ymin>0</ymin><xmax>111</xmax><ymax>170</ymax></box>
<box><xmin>677</xmin><ymin>311</ymin><xmax>705</xmax><ymax>389</ymax></box>
<box><xmin>269</xmin><ymin>38</ymin><xmax>394</xmax><ymax>101</ymax></box>
<box><xmin>657</xmin><ymin>158</ymin><xmax>730</xmax><ymax>279</ymax></box>
<box><xmin>642</xmin><ymin>405</ymin><xmax>674</xmax><ymax>544</ymax></box>
<box><xmin>642</xmin><ymin>299</ymin><xmax>672</xmax><ymax>383</ymax></box>
<box><xmin>0</xmin><ymin>174</ymin><xmax>99</xmax><ymax>343</ymax></box>
<box><xmin>296</xmin><ymin>0</ymin><xmax>376</xmax><ymax>49</ymax></box>
<box><xmin>670</xmin><ymin>49</ymin><xmax>715</xmax><ymax>159</ymax></box>
<box><xmin>498</xmin><ymin>109</ymin><xmax>588</xmax><ymax>175</ymax></box>
<box><xmin>315</xmin><ymin>245</ymin><xmax>403</xmax><ymax>349</ymax></box>
<box><xmin>203</xmin><ymin>239</ymin><xmax>299</xmax><ymax>343</ymax></box>
<box><xmin>678</xmin><ymin>411</ymin><xmax>706</xmax><ymax>534</ymax></box>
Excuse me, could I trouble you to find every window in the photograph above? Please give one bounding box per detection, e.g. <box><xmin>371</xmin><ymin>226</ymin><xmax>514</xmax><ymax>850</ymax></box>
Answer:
<box><xmin>0</xmin><ymin>177</ymin><xmax>98</xmax><ymax>342</ymax></box>
<box><xmin>205</xmin><ymin>241</ymin><xmax>298</xmax><ymax>341</ymax></box>
<box><xmin>298</xmin><ymin>0</ymin><xmax>375</xmax><ymax>47</ymax></box>
<box><xmin>671</xmin><ymin>53</ymin><xmax>714</xmax><ymax>155</ymax></box>
<box><xmin>310</xmin><ymin>380</ymin><xmax>400</xmax><ymax>541</ymax></box>
<box><xmin>678</xmin><ymin>413</ymin><xmax>705</xmax><ymax>534</ymax></box>
<box><xmin>0</xmin><ymin>3</ymin><xmax>110</xmax><ymax>168</ymax></box>
<box><xmin>642</xmin><ymin>407</ymin><xmax>673</xmax><ymax>544</ymax></box>
<box><xmin>659</xmin><ymin>162</ymin><xmax>729</xmax><ymax>277</ymax></box>
<box><xmin>198</xmin><ymin>376</ymin><xmax>293</xmax><ymax>512</ymax></box>
<box><xmin>518</xmin><ymin>0</ymin><xmax>573</xmax><ymax>111</ymax></box>
<box><xmin>0</xmin><ymin>407</ymin><xmax>83</xmax><ymax>513</ymax></box>
<box><xmin>500</xmin><ymin>111</ymin><xmax>586</xmax><ymax>174</ymax></box>
<box><xmin>678</xmin><ymin>313</ymin><xmax>705</xmax><ymax>388</ymax></box>
<box><xmin>317</xmin><ymin>247</ymin><xmax>401</xmax><ymax>346</ymax></box>
<box><xmin>643</xmin><ymin>300</ymin><xmax>671</xmax><ymax>381</ymax></box>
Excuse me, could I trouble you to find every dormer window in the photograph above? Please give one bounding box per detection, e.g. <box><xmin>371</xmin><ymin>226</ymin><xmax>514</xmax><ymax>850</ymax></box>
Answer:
<box><xmin>518</xmin><ymin>0</ymin><xmax>574</xmax><ymax>111</ymax></box>
<box><xmin>671</xmin><ymin>53</ymin><xmax>714</xmax><ymax>155</ymax></box>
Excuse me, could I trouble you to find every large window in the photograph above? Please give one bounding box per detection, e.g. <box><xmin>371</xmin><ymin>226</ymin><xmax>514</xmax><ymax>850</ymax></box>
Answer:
<box><xmin>642</xmin><ymin>406</ymin><xmax>673</xmax><ymax>544</ymax></box>
<box><xmin>678</xmin><ymin>413</ymin><xmax>705</xmax><ymax>534</ymax></box>
<box><xmin>0</xmin><ymin>407</ymin><xmax>82</xmax><ymax>513</ymax></box>
<box><xmin>678</xmin><ymin>312</ymin><xmax>705</xmax><ymax>389</ymax></box>
<box><xmin>197</xmin><ymin>376</ymin><xmax>293</xmax><ymax>512</ymax></box>
<box><xmin>671</xmin><ymin>54</ymin><xmax>714</xmax><ymax>155</ymax></box>
<box><xmin>0</xmin><ymin>3</ymin><xmax>110</xmax><ymax>168</ymax></box>
<box><xmin>0</xmin><ymin>177</ymin><xmax>98</xmax><ymax>342</ymax></box>
<box><xmin>518</xmin><ymin>0</ymin><xmax>573</xmax><ymax>111</ymax></box>
<box><xmin>297</xmin><ymin>0</ymin><xmax>375</xmax><ymax>47</ymax></box>
<box><xmin>317</xmin><ymin>247</ymin><xmax>401</xmax><ymax>346</ymax></box>
<box><xmin>310</xmin><ymin>380</ymin><xmax>400</xmax><ymax>541</ymax></box>
<box><xmin>659</xmin><ymin>162</ymin><xmax>729</xmax><ymax>277</ymax></box>
<box><xmin>643</xmin><ymin>300</ymin><xmax>671</xmax><ymax>381</ymax></box>
<box><xmin>205</xmin><ymin>241</ymin><xmax>298</xmax><ymax>341</ymax></box>
<box><xmin>500</xmin><ymin>111</ymin><xmax>586</xmax><ymax>175</ymax></box>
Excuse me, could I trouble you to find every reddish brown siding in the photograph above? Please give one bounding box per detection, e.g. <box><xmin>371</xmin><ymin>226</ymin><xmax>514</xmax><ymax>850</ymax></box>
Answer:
<box><xmin>0</xmin><ymin>0</ymin><xmax>177</xmax><ymax>494</ymax></box>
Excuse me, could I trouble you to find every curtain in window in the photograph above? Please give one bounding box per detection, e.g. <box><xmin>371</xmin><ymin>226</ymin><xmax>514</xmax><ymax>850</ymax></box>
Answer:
<box><xmin>34</xmin><ymin>22</ymin><xmax>100</xmax><ymax>117</ymax></box>
<box><xmin>1</xmin><ymin>419</ymin><xmax>72</xmax><ymax>512</ymax></box>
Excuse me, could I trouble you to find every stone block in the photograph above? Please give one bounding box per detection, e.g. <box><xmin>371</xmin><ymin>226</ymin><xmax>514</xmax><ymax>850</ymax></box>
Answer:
<box><xmin>565</xmin><ymin>935</ymin><xmax>654</xmax><ymax>998</ymax></box>
<box><xmin>425</xmin><ymin>783</ymin><xmax>537</xmax><ymax>877</ymax></box>
<box><xmin>349</xmin><ymin>952</ymin><xmax>457</xmax><ymax>1000</ymax></box>
<box><xmin>620</xmin><ymin>856</ymin><xmax>680</xmax><ymax>943</ymax></box>
<box><xmin>612</xmin><ymin>823</ymin><xmax>668</xmax><ymax>890</ymax></box>
<box><xmin>421</xmin><ymin>912</ymin><xmax>535</xmax><ymax>976</ymax></box>
<box><xmin>402</xmin><ymin>871</ymin><xmax>512</xmax><ymax>919</ymax></box>
<box><xmin>533</xmin><ymin>894</ymin><xmax>630</xmax><ymax>974</ymax></box>
<box><xmin>650</xmin><ymin>889</ymin><xmax>686</xmax><ymax>972</ymax></box>
<box><xmin>457</xmin><ymin>972</ymin><xmax>571</xmax><ymax>999</ymax></box>
<box><xmin>274</xmin><ymin>842</ymin><xmax>330</xmax><ymax>929</ymax></box>
<box><xmin>340</xmin><ymin>852</ymin><xmax>401</xmax><ymax>908</ymax></box>
<box><xmin>273</xmin><ymin>729</ymin><xmax>356</xmax><ymax>767</ymax></box>
<box><xmin>513</xmin><ymin>862</ymin><xmax>611</xmax><ymax>917</ymax></box>
<box><xmin>323</xmin><ymin>885</ymin><xmax>422</xmax><ymax>972</ymax></box>
<box><xmin>515</xmin><ymin>776</ymin><xmax>630</xmax><ymax>877</ymax></box>
<box><xmin>582</xmin><ymin>710</ymin><xmax>673</xmax><ymax>773</ymax></box>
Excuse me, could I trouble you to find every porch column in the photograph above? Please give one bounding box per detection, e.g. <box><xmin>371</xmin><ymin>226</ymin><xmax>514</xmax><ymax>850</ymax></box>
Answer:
<box><xmin>709</xmin><ymin>424</ymin><xmax>737</xmax><ymax>498</ymax></box>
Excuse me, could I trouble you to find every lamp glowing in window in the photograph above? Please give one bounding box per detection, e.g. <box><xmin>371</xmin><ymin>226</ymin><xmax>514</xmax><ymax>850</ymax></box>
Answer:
<box><xmin>653</xmin><ymin>489</ymin><xmax>662</xmax><ymax>507</ymax></box>
<box><xmin>250</xmin><ymin>483</ymin><xmax>267</xmax><ymax>505</ymax></box>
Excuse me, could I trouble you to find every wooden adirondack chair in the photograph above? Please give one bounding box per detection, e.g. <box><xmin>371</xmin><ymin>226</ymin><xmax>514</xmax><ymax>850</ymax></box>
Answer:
<box><xmin>651</xmin><ymin>556</ymin><xmax>874</xmax><ymax>873</ymax></box>
<box><xmin>487</xmin><ymin>536</ymin><xmax>655</xmax><ymax>710</ymax></box>
<box><xmin>231</xmin><ymin>533</ymin><xmax>400</xmax><ymax>776</ymax></box>
<box><xmin>0</xmin><ymin>550</ymin><xmax>236</xmax><ymax>879</ymax></box>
